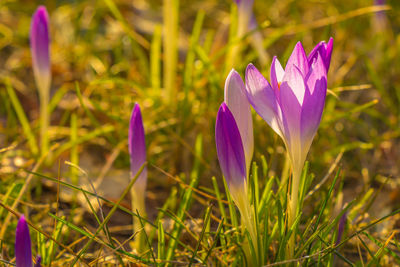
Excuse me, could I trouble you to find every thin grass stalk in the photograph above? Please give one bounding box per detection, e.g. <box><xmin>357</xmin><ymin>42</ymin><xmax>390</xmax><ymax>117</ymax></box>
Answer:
<box><xmin>151</xmin><ymin>24</ymin><xmax>162</xmax><ymax>91</ymax></box>
<box><xmin>163</xmin><ymin>0</ymin><xmax>179</xmax><ymax>103</ymax></box>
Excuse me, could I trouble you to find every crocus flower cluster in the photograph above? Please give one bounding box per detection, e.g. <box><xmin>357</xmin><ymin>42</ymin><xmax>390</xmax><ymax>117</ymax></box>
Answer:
<box><xmin>15</xmin><ymin>216</ymin><xmax>41</xmax><ymax>267</ymax></box>
<box><xmin>216</xmin><ymin>39</ymin><xmax>332</xmax><ymax>261</ymax></box>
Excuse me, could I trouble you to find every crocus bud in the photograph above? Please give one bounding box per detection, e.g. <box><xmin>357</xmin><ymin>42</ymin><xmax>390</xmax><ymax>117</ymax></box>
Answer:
<box><xmin>336</xmin><ymin>211</ymin><xmax>348</xmax><ymax>246</ymax></box>
<box><xmin>245</xmin><ymin>41</ymin><xmax>331</xmax><ymax>172</ymax></box>
<box><xmin>129</xmin><ymin>103</ymin><xmax>147</xmax><ymax>211</ymax></box>
<box><xmin>30</xmin><ymin>6</ymin><xmax>50</xmax><ymax>93</ymax></box>
<box><xmin>215</xmin><ymin>103</ymin><xmax>247</xmax><ymax>202</ymax></box>
<box><xmin>215</xmin><ymin>103</ymin><xmax>261</xmax><ymax>264</ymax></box>
<box><xmin>34</xmin><ymin>256</ymin><xmax>42</xmax><ymax>267</ymax></box>
<box><xmin>224</xmin><ymin>69</ymin><xmax>254</xmax><ymax>174</ymax></box>
<box><xmin>15</xmin><ymin>215</ymin><xmax>33</xmax><ymax>267</ymax></box>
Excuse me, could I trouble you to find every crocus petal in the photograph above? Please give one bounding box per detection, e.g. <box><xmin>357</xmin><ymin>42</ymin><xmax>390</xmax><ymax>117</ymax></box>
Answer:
<box><xmin>224</xmin><ymin>69</ymin><xmax>254</xmax><ymax>174</ymax></box>
<box><xmin>279</xmin><ymin>66</ymin><xmax>305</xmax><ymax>162</ymax></box>
<box><xmin>215</xmin><ymin>103</ymin><xmax>247</xmax><ymax>190</ymax></box>
<box><xmin>282</xmin><ymin>64</ymin><xmax>306</xmax><ymax>105</ymax></box>
<box><xmin>30</xmin><ymin>6</ymin><xmax>50</xmax><ymax>92</ymax></box>
<box><xmin>323</xmin><ymin>38</ymin><xmax>333</xmax><ymax>71</ymax></box>
<box><xmin>307</xmin><ymin>38</ymin><xmax>333</xmax><ymax>71</ymax></box>
<box><xmin>15</xmin><ymin>215</ymin><xmax>33</xmax><ymax>267</ymax></box>
<box><xmin>129</xmin><ymin>103</ymin><xmax>147</xmax><ymax>193</ymax></box>
<box><xmin>270</xmin><ymin>56</ymin><xmax>285</xmax><ymax>94</ymax></box>
<box><xmin>245</xmin><ymin>64</ymin><xmax>283</xmax><ymax>138</ymax></box>
<box><xmin>306</xmin><ymin>52</ymin><xmax>327</xmax><ymax>95</ymax></box>
<box><xmin>301</xmin><ymin>54</ymin><xmax>327</xmax><ymax>153</ymax></box>
<box><xmin>285</xmin><ymin>42</ymin><xmax>309</xmax><ymax>77</ymax></box>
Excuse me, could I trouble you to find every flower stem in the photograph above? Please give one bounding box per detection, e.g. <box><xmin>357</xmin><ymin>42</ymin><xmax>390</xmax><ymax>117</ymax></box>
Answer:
<box><xmin>131</xmin><ymin>189</ymin><xmax>146</xmax><ymax>252</ymax></box>
<box><xmin>287</xmin><ymin>165</ymin><xmax>302</xmax><ymax>259</ymax></box>
<box><xmin>234</xmin><ymin>185</ymin><xmax>262</xmax><ymax>266</ymax></box>
<box><xmin>39</xmin><ymin>89</ymin><xmax>49</xmax><ymax>158</ymax></box>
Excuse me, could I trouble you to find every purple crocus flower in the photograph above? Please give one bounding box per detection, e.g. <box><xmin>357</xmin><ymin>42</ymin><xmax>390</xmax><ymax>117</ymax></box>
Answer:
<box><xmin>224</xmin><ymin>69</ymin><xmax>254</xmax><ymax>175</ymax></box>
<box><xmin>245</xmin><ymin>40</ymin><xmax>332</xmax><ymax>173</ymax></box>
<box><xmin>215</xmin><ymin>102</ymin><xmax>261</xmax><ymax>264</ymax></box>
<box><xmin>30</xmin><ymin>6</ymin><xmax>50</xmax><ymax>93</ymax></box>
<box><xmin>129</xmin><ymin>103</ymin><xmax>147</xmax><ymax>212</ymax></box>
<box><xmin>245</xmin><ymin>40</ymin><xmax>332</xmax><ymax>256</ymax></box>
<box><xmin>215</xmin><ymin>103</ymin><xmax>247</xmax><ymax>195</ymax></box>
<box><xmin>15</xmin><ymin>215</ymin><xmax>33</xmax><ymax>267</ymax></box>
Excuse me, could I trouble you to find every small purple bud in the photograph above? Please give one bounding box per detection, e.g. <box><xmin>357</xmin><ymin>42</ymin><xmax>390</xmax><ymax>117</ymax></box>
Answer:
<box><xmin>336</xmin><ymin>211</ymin><xmax>348</xmax><ymax>246</ymax></box>
<box><xmin>34</xmin><ymin>256</ymin><xmax>41</xmax><ymax>267</ymax></box>
<box><xmin>30</xmin><ymin>6</ymin><xmax>50</xmax><ymax>92</ymax></box>
<box><xmin>15</xmin><ymin>215</ymin><xmax>33</xmax><ymax>267</ymax></box>
<box><xmin>215</xmin><ymin>103</ymin><xmax>247</xmax><ymax>191</ymax></box>
<box><xmin>129</xmin><ymin>103</ymin><xmax>147</xmax><ymax>193</ymax></box>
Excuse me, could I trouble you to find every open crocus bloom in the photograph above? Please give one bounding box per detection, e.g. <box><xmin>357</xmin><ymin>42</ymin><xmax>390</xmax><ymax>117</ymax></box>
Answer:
<box><xmin>245</xmin><ymin>40</ymin><xmax>332</xmax><ymax>173</ymax></box>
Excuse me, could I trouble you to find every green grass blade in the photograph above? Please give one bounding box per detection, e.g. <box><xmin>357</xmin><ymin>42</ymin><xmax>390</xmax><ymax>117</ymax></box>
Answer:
<box><xmin>5</xmin><ymin>79</ymin><xmax>38</xmax><ymax>156</ymax></box>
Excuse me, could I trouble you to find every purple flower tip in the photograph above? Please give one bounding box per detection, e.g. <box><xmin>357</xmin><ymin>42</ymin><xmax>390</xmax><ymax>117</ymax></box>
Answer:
<box><xmin>336</xmin><ymin>211</ymin><xmax>348</xmax><ymax>246</ymax></box>
<box><xmin>129</xmin><ymin>103</ymin><xmax>147</xmax><ymax>191</ymax></box>
<box><xmin>34</xmin><ymin>256</ymin><xmax>42</xmax><ymax>267</ymax></box>
<box><xmin>30</xmin><ymin>6</ymin><xmax>50</xmax><ymax>90</ymax></box>
<box><xmin>307</xmin><ymin>38</ymin><xmax>333</xmax><ymax>72</ymax></box>
<box><xmin>15</xmin><ymin>215</ymin><xmax>33</xmax><ymax>267</ymax></box>
<box><xmin>215</xmin><ymin>103</ymin><xmax>247</xmax><ymax>190</ymax></box>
